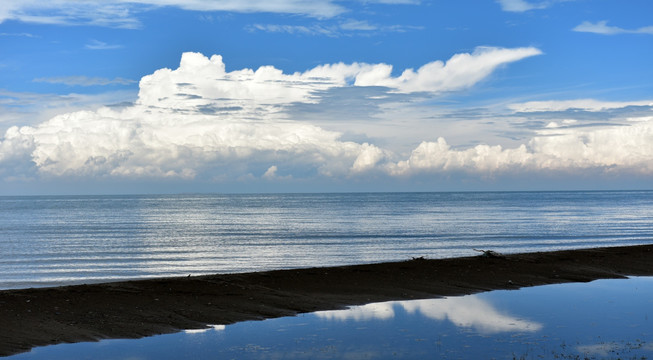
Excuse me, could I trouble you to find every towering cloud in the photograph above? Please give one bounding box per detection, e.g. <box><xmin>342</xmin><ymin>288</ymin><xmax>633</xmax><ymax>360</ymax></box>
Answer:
<box><xmin>0</xmin><ymin>48</ymin><xmax>541</xmax><ymax>182</ymax></box>
<box><xmin>3</xmin><ymin>48</ymin><xmax>652</xmax><ymax>186</ymax></box>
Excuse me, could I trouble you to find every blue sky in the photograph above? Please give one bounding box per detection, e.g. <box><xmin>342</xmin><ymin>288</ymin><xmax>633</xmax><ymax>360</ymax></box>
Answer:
<box><xmin>1</xmin><ymin>0</ymin><xmax>652</xmax><ymax>194</ymax></box>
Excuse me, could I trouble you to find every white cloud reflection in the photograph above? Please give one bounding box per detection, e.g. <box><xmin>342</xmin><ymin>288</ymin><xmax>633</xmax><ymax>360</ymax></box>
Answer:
<box><xmin>184</xmin><ymin>324</ymin><xmax>226</xmax><ymax>334</ymax></box>
<box><xmin>315</xmin><ymin>302</ymin><xmax>396</xmax><ymax>321</ymax></box>
<box><xmin>315</xmin><ymin>295</ymin><xmax>542</xmax><ymax>334</ymax></box>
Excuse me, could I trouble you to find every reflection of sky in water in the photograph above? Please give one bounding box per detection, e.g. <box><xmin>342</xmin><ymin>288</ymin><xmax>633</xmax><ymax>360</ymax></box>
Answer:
<box><xmin>9</xmin><ymin>277</ymin><xmax>653</xmax><ymax>359</ymax></box>
<box><xmin>315</xmin><ymin>296</ymin><xmax>543</xmax><ymax>333</ymax></box>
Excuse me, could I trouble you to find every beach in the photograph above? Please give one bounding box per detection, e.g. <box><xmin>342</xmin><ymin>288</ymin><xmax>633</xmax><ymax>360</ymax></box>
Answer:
<box><xmin>1</xmin><ymin>244</ymin><xmax>653</xmax><ymax>357</ymax></box>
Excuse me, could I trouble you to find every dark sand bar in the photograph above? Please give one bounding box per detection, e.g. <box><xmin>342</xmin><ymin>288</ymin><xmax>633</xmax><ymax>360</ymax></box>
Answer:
<box><xmin>2</xmin><ymin>244</ymin><xmax>653</xmax><ymax>357</ymax></box>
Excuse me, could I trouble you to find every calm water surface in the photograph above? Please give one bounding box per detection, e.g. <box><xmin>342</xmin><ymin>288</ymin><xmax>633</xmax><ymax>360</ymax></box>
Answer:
<box><xmin>9</xmin><ymin>277</ymin><xmax>653</xmax><ymax>359</ymax></box>
<box><xmin>1</xmin><ymin>191</ymin><xmax>652</xmax><ymax>289</ymax></box>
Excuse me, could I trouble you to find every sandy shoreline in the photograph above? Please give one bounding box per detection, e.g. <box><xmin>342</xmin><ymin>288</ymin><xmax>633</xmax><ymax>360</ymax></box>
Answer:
<box><xmin>2</xmin><ymin>244</ymin><xmax>653</xmax><ymax>357</ymax></box>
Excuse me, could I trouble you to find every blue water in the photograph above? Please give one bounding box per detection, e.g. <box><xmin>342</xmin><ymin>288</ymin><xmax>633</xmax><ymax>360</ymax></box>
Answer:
<box><xmin>9</xmin><ymin>277</ymin><xmax>653</xmax><ymax>359</ymax></box>
<box><xmin>1</xmin><ymin>191</ymin><xmax>652</xmax><ymax>289</ymax></box>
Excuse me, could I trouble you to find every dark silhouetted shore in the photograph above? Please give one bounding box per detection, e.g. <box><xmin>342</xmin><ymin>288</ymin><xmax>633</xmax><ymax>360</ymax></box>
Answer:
<box><xmin>2</xmin><ymin>244</ymin><xmax>653</xmax><ymax>357</ymax></box>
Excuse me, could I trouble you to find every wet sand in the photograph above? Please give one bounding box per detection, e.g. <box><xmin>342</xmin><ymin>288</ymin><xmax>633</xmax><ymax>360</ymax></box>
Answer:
<box><xmin>1</xmin><ymin>244</ymin><xmax>653</xmax><ymax>357</ymax></box>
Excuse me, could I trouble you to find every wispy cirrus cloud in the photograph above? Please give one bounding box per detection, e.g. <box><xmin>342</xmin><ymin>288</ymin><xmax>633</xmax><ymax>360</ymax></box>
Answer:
<box><xmin>496</xmin><ymin>0</ymin><xmax>550</xmax><ymax>12</ymax></box>
<box><xmin>508</xmin><ymin>99</ymin><xmax>653</xmax><ymax>112</ymax></box>
<box><xmin>125</xmin><ymin>0</ymin><xmax>346</xmax><ymax>18</ymax></box>
<box><xmin>0</xmin><ymin>1</ymin><xmax>143</xmax><ymax>29</ymax></box>
<box><xmin>246</xmin><ymin>23</ymin><xmax>336</xmax><ymax>36</ymax></box>
<box><xmin>246</xmin><ymin>19</ymin><xmax>422</xmax><ymax>37</ymax></box>
<box><xmin>0</xmin><ymin>32</ymin><xmax>36</xmax><ymax>37</ymax></box>
<box><xmin>85</xmin><ymin>39</ymin><xmax>123</xmax><ymax>50</ymax></box>
<box><xmin>33</xmin><ymin>76</ymin><xmax>136</xmax><ymax>87</ymax></box>
<box><xmin>496</xmin><ymin>0</ymin><xmax>572</xmax><ymax>12</ymax></box>
<box><xmin>360</xmin><ymin>0</ymin><xmax>421</xmax><ymax>4</ymax></box>
<box><xmin>0</xmin><ymin>0</ymin><xmax>423</xmax><ymax>31</ymax></box>
<box><xmin>573</xmin><ymin>21</ymin><xmax>653</xmax><ymax>35</ymax></box>
<box><xmin>0</xmin><ymin>0</ymin><xmax>350</xmax><ymax>29</ymax></box>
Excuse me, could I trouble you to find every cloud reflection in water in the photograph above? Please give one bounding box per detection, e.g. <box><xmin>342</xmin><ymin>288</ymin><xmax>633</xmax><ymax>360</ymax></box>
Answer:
<box><xmin>315</xmin><ymin>294</ymin><xmax>542</xmax><ymax>334</ymax></box>
<box><xmin>183</xmin><ymin>325</ymin><xmax>226</xmax><ymax>334</ymax></box>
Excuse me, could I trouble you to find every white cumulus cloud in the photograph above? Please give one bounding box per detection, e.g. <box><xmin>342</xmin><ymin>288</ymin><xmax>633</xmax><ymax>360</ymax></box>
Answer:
<box><xmin>8</xmin><ymin>104</ymin><xmax>371</xmax><ymax>179</ymax></box>
<box><xmin>389</xmin><ymin>115</ymin><xmax>653</xmax><ymax>176</ymax></box>
<box><xmin>390</xmin><ymin>138</ymin><xmax>534</xmax><ymax>175</ymax></box>
<box><xmin>530</xmin><ymin>118</ymin><xmax>653</xmax><ymax>173</ymax></box>
<box><xmin>12</xmin><ymin>49</ymin><xmax>653</xmax><ymax>186</ymax></box>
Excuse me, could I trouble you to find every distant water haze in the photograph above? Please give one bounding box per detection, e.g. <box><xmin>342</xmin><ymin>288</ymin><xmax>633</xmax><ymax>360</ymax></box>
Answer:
<box><xmin>1</xmin><ymin>191</ymin><xmax>652</xmax><ymax>289</ymax></box>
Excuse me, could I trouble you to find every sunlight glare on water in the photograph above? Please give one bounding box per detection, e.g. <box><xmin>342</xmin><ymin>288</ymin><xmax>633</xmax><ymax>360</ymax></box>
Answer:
<box><xmin>1</xmin><ymin>191</ymin><xmax>652</xmax><ymax>289</ymax></box>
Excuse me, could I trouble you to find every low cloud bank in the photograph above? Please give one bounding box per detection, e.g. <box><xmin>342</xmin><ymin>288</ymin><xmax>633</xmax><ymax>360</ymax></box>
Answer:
<box><xmin>390</xmin><ymin>118</ymin><xmax>653</xmax><ymax>176</ymax></box>
<box><xmin>1</xmin><ymin>50</ymin><xmax>652</xmax><ymax>185</ymax></box>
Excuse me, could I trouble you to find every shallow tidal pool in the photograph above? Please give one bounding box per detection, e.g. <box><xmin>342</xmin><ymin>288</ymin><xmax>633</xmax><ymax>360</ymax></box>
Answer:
<box><xmin>9</xmin><ymin>277</ymin><xmax>653</xmax><ymax>359</ymax></box>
